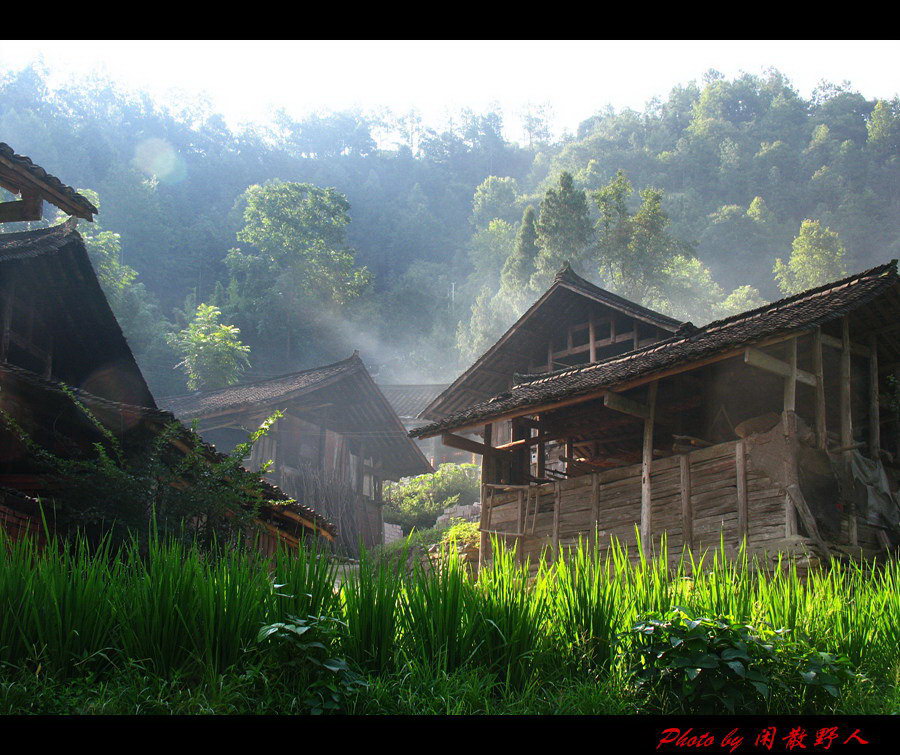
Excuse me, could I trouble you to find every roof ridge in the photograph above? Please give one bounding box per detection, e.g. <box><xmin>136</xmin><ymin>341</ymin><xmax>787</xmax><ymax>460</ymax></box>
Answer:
<box><xmin>553</xmin><ymin>266</ymin><xmax>683</xmax><ymax>328</ymax></box>
<box><xmin>512</xmin><ymin>261</ymin><xmax>898</xmax><ymax>389</ymax></box>
<box><xmin>0</xmin><ymin>143</ymin><xmax>98</xmax><ymax>217</ymax></box>
<box><xmin>702</xmin><ymin>260</ymin><xmax>897</xmax><ymax>334</ymax></box>
<box><xmin>159</xmin><ymin>353</ymin><xmax>361</xmax><ymax>401</ymax></box>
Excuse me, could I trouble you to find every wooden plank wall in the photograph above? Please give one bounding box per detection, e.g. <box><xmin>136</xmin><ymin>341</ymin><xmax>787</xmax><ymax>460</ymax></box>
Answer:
<box><xmin>483</xmin><ymin>439</ymin><xmax>790</xmax><ymax>569</ymax></box>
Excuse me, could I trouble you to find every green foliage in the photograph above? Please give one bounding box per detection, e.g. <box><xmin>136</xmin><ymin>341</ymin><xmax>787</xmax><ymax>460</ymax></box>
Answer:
<box><xmin>225</xmin><ymin>180</ymin><xmax>371</xmax><ymax>341</ymax></box>
<box><xmin>774</xmin><ymin>219</ymin><xmax>848</xmax><ymax>295</ymax></box>
<box><xmin>0</xmin><ymin>531</ymin><xmax>896</xmax><ymax>714</ymax></box>
<box><xmin>497</xmin><ymin>204</ymin><xmax>540</xmax><ymax>318</ymax></box>
<box><xmin>471</xmin><ymin>176</ymin><xmax>521</xmax><ymax>228</ymax></box>
<box><xmin>532</xmin><ymin>171</ymin><xmax>593</xmax><ymax>287</ymax></box>
<box><xmin>382</xmin><ymin>463</ymin><xmax>481</xmax><ymax>533</ymax></box>
<box><xmin>257</xmin><ymin>614</ymin><xmax>366</xmax><ymax>714</ymax></box>
<box><xmin>595</xmin><ymin>171</ymin><xmax>695</xmax><ymax>305</ymax></box>
<box><xmin>623</xmin><ymin>607</ymin><xmax>779</xmax><ymax>713</ymax></box>
<box><xmin>167</xmin><ymin>303</ymin><xmax>250</xmax><ymax>390</ymax></box>
<box><xmin>7</xmin><ymin>66</ymin><xmax>900</xmax><ymax>388</ymax></box>
<box><xmin>623</xmin><ymin>606</ymin><xmax>867</xmax><ymax>714</ymax></box>
<box><xmin>440</xmin><ymin>519</ymin><xmax>480</xmax><ymax>548</ymax></box>
<box><xmin>0</xmin><ymin>390</ymin><xmax>281</xmax><ymax>548</ymax></box>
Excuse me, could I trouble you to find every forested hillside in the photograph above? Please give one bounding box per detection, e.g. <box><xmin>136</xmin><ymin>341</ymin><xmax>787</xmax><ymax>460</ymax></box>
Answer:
<box><xmin>3</xmin><ymin>65</ymin><xmax>898</xmax><ymax>397</ymax></box>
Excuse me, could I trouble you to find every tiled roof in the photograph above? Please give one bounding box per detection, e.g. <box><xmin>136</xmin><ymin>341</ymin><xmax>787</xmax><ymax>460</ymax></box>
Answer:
<box><xmin>0</xmin><ymin>143</ymin><xmax>98</xmax><ymax>220</ymax></box>
<box><xmin>377</xmin><ymin>384</ymin><xmax>449</xmax><ymax>419</ymax></box>
<box><xmin>160</xmin><ymin>356</ymin><xmax>358</xmax><ymax>418</ymax></box>
<box><xmin>419</xmin><ymin>264</ymin><xmax>683</xmax><ymax>422</ymax></box>
<box><xmin>0</xmin><ymin>216</ymin><xmax>79</xmax><ymax>261</ymax></box>
<box><xmin>552</xmin><ymin>263</ymin><xmax>683</xmax><ymax>330</ymax></box>
<box><xmin>412</xmin><ymin>261</ymin><xmax>899</xmax><ymax>437</ymax></box>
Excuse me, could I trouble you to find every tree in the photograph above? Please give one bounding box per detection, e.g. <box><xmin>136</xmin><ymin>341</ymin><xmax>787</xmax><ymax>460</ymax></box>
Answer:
<box><xmin>168</xmin><ymin>304</ymin><xmax>251</xmax><ymax>391</ymax></box>
<box><xmin>866</xmin><ymin>99</ymin><xmax>900</xmax><ymax>156</ymax></box>
<box><xmin>773</xmin><ymin>220</ymin><xmax>848</xmax><ymax>296</ymax></box>
<box><xmin>716</xmin><ymin>285</ymin><xmax>767</xmax><ymax>318</ymax></box>
<box><xmin>471</xmin><ymin>176</ymin><xmax>520</xmax><ymax>228</ymax></box>
<box><xmin>499</xmin><ymin>205</ymin><xmax>540</xmax><ymax>311</ymax></box>
<box><xmin>224</xmin><ymin>180</ymin><xmax>371</xmax><ymax>353</ymax></box>
<box><xmin>467</xmin><ymin>218</ymin><xmax>517</xmax><ymax>288</ymax></box>
<box><xmin>531</xmin><ymin>171</ymin><xmax>593</xmax><ymax>288</ymax></box>
<box><xmin>594</xmin><ymin>170</ymin><xmax>693</xmax><ymax>304</ymax></box>
<box><xmin>455</xmin><ymin>287</ymin><xmax>509</xmax><ymax>365</ymax></box>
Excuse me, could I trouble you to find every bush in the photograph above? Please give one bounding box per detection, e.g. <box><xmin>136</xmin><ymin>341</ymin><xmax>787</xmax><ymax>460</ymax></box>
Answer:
<box><xmin>383</xmin><ymin>463</ymin><xmax>480</xmax><ymax>532</ymax></box>
<box><xmin>0</xmin><ymin>389</ymin><xmax>285</xmax><ymax>549</ymax></box>
<box><xmin>257</xmin><ymin>614</ymin><xmax>366</xmax><ymax>714</ymax></box>
<box><xmin>623</xmin><ymin>606</ymin><xmax>866</xmax><ymax>714</ymax></box>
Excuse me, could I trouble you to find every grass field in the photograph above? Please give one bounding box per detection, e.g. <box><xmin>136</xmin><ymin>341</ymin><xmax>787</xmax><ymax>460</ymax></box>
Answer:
<box><xmin>1</xmin><ymin>530</ymin><xmax>897</xmax><ymax>715</ymax></box>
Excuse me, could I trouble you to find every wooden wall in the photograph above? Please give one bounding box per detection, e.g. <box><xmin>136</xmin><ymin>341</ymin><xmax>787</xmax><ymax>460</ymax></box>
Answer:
<box><xmin>481</xmin><ymin>439</ymin><xmax>793</xmax><ymax>569</ymax></box>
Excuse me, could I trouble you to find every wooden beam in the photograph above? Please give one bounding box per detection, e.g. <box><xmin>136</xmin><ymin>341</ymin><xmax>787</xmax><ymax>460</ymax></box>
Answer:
<box><xmin>821</xmin><ymin>332</ymin><xmax>871</xmax><ymax>357</ymax></box>
<box><xmin>441</xmin><ymin>432</ymin><xmax>505</xmax><ymax>457</ymax></box>
<box><xmin>418</xmin><ymin>331</ymin><xmax>808</xmax><ymax>438</ymax></box>
<box><xmin>604</xmin><ymin>390</ymin><xmax>652</xmax><ymax>420</ymax></box>
<box><xmin>869</xmin><ymin>333</ymin><xmax>880</xmax><ymax>458</ymax></box>
<box><xmin>0</xmin><ymin>154</ymin><xmax>93</xmax><ymax>220</ymax></box>
<box><xmin>813</xmin><ymin>327</ymin><xmax>827</xmax><ymax>449</ymax></box>
<box><xmin>744</xmin><ymin>346</ymin><xmax>816</xmax><ymax>386</ymax></box>
<box><xmin>495</xmin><ymin>433</ymin><xmax>563</xmax><ymax>451</ymax></box>
<box><xmin>640</xmin><ymin>381</ymin><xmax>659</xmax><ymax>557</ymax></box>
<box><xmin>0</xmin><ymin>192</ymin><xmax>43</xmax><ymax>223</ymax></box>
<box><xmin>588</xmin><ymin>312</ymin><xmax>597</xmax><ymax>362</ymax></box>
<box><xmin>478</xmin><ymin>423</ymin><xmax>492</xmax><ymax>573</ymax></box>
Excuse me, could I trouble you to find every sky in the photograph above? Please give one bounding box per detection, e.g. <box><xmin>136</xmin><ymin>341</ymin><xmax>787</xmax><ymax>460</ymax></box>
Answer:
<box><xmin>1</xmin><ymin>40</ymin><xmax>899</xmax><ymax>142</ymax></box>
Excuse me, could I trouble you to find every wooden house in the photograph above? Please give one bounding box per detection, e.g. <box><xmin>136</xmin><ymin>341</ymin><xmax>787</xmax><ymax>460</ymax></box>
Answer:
<box><xmin>412</xmin><ymin>264</ymin><xmax>900</xmax><ymax>569</ymax></box>
<box><xmin>162</xmin><ymin>353</ymin><xmax>433</xmax><ymax>554</ymax></box>
<box><xmin>0</xmin><ymin>144</ymin><xmax>335</xmax><ymax>549</ymax></box>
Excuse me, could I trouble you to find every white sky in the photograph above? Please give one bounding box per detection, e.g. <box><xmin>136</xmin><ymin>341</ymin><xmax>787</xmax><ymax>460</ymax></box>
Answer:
<box><xmin>1</xmin><ymin>40</ymin><xmax>899</xmax><ymax>142</ymax></box>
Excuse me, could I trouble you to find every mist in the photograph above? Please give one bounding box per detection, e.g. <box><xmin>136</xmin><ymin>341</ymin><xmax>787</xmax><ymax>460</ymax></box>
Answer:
<box><xmin>2</xmin><ymin>62</ymin><xmax>898</xmax><ymax>397</ymax></box>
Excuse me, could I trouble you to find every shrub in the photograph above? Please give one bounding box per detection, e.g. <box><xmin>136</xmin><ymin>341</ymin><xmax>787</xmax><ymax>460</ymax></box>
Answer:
<box><xmin>0</xmin><ymin>390</ymin><xmax>285</xmax><ymax>549</ymax></box>
<box><xmin>623</xmin><ymin>606</ymin><xmax>867</xmax><ymax>714</ymax></box>
<box><xmin>383</xmin><ymin>463</ymin><xmax>480</xmax><ymax>532</ymax></box>
<box><xmin>623</xmin><ymin>607</ymin><xmax>780</xmax><ymax>713</ymax></box>
<box><xmin>257</xmin><ymin>614</ymin><xmax>366</xmax><ymax>714</ymax></box>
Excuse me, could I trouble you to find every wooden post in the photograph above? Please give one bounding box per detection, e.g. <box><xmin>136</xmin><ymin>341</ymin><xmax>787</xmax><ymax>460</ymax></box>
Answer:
<box><xmin>680</xmin><ymin>453</ymin><xmax>693</xmax><ymax>552</ymax></box>
<box><xmin>813</xmin><ymin>327</ymin><xmax>827</xmax><ymax>449</ymax></box>
<box><xmin>591</xmin><ymin>472</ymin><xmax>600</xmax><ymax>547</ymax></box>
<box><xmin>640</xmin><ymin>381</ymin><xmax>659</xmax><ymax>556</ymax></box>
<box><xmin>553</xmin><ymin>481</ymin><xmax>561</xmax><ymax>561</ymax></box>
<box><xmin>516</xmin><ymin>489</ymin><xmax>525</xmax><ymax>563</ymax></box>
<box><xmin>546</xmin><ymin>340</ymin><xmax>553</xmax><ymax>371</ymax></box>
<box><xmin>840</xmin><ymin>318</ymin><xmax>853</xmax><ymax>450</ymax></box>
<box><xmin>869</xmin><ymin>333</ymin><xmax>880</xmax><ymax>459</ymax></box>
<box><xmin>736</xmin><ymin>440</ymin><xmax>748</xmax><ymax>544</ymax></box>
<box><xmin>783</xmin><ymin>412</ymin><xmax>798</xmax><ymax>536</ymax></box>
<box><xmin>588</xmin><ymin>312</ymin><xmax>597</xmax><ymax>363</ymax></box>
<box><xmin>783</xmin><ymin>337</ymin><xmax>798</xmax><ymax>412</ymax></box>
<box><xmin>840</xmin><ymin>318</ymin><xmax>857</xmax><ymax>546</ymax></box>
<box><xmin>478</xmin><ymin>423</ymin><xmax>493</xmax><ymax>573</ymax></box>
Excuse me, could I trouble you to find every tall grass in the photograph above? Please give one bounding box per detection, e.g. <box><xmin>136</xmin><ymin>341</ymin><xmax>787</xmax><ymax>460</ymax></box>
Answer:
<box><xmin>1</xmin><ymin>525</ymin><xmax>897</xmax><ymax>712</ymax></box>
